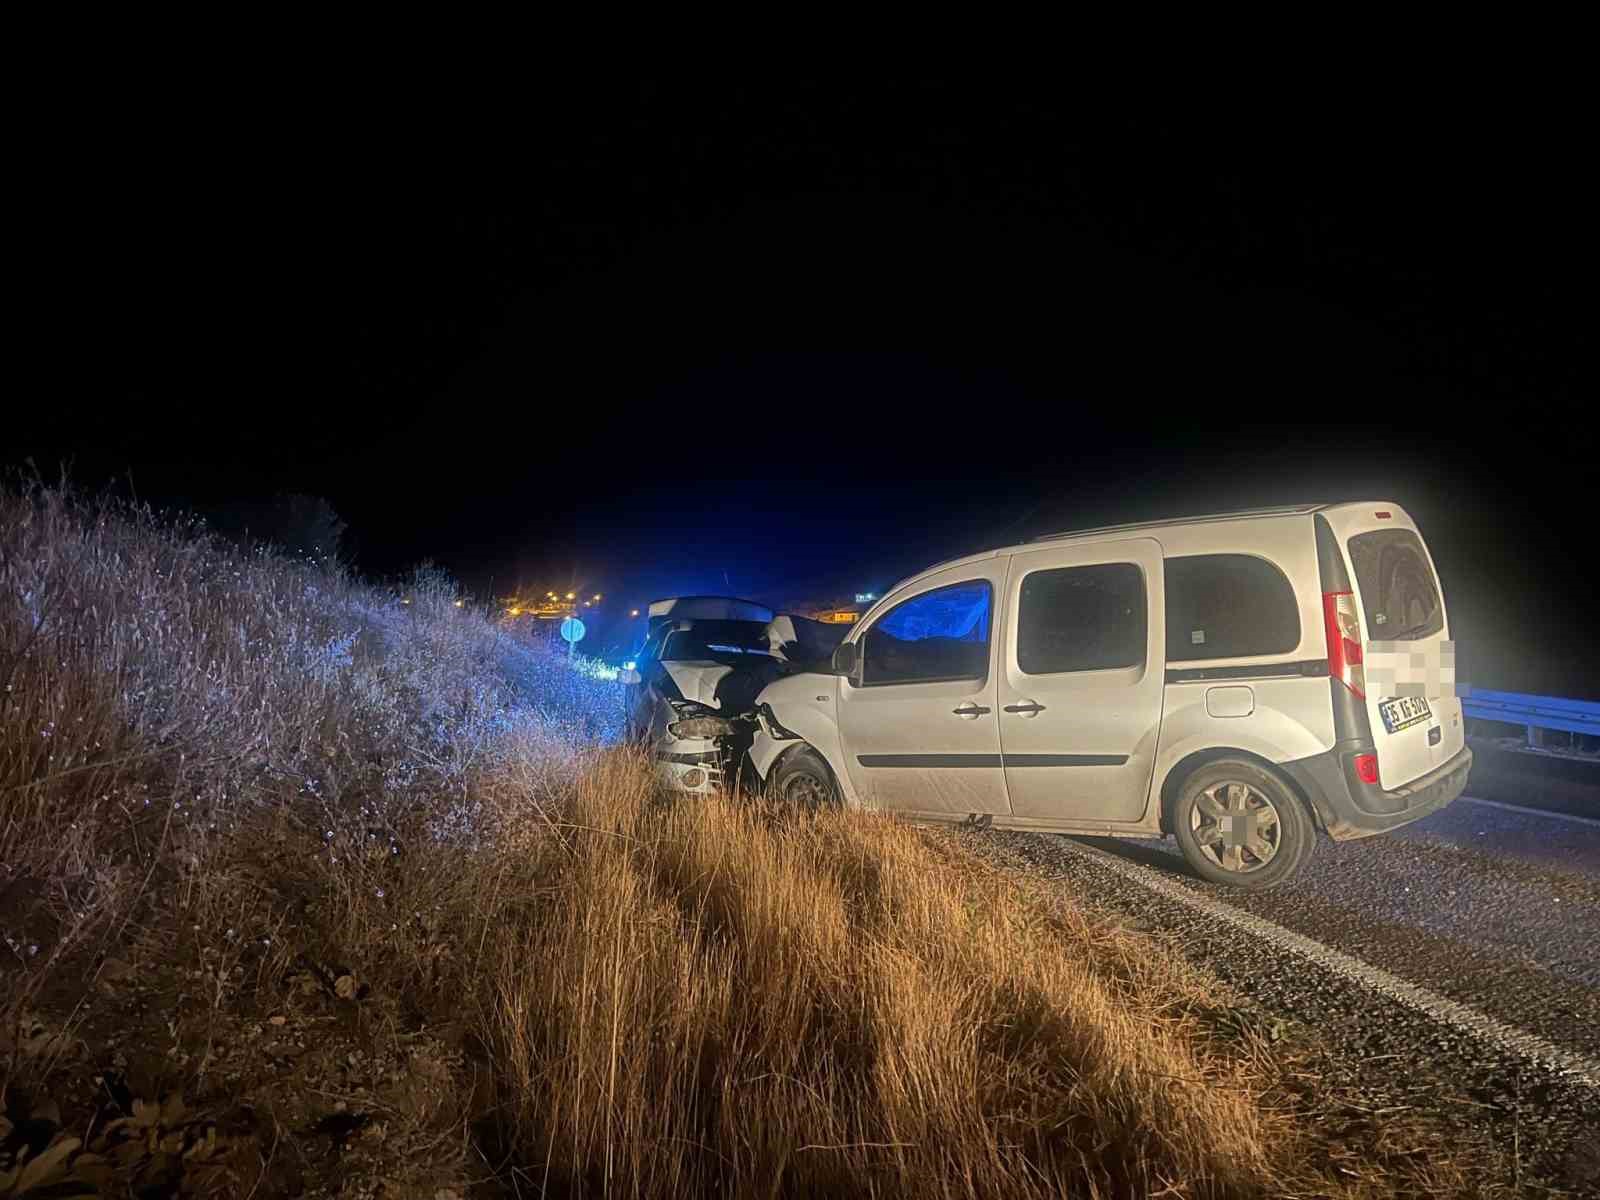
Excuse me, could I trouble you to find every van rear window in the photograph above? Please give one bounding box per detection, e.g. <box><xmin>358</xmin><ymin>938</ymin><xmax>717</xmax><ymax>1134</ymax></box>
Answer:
<box><xmin>1346</xmin><ymin>530</ymin><xmax>1443</xmax><ymax>641</ymax></box>
<box><xmin>1165</xmin><ymin>554</ymin><xmax>1300</xmax><ymax>661</ymax></box>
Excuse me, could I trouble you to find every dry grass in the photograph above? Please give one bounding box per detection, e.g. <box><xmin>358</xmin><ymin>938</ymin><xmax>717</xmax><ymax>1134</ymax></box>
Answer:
<box><xmin>460</xmin><ymin>759</ymin><xmax>1488</xmax><ymax>1200</ymax></box>
<box><xmin>0</xmin><ymin>481</ymin><xmax>1494</xmax><ymax>1198</ymax></box>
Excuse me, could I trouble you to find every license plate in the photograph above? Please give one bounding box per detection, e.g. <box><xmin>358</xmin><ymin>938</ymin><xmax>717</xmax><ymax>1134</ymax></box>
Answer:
<box><xmin>1379</xmin><ymin>695</ymin><xmax>1432</xmax><ymax>734</ymax></box>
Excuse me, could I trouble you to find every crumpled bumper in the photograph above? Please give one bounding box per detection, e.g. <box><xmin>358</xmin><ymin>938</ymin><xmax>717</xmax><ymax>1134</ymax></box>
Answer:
<box><xmin>652</xmin><ymin>743</ymin><xmax>728</xmax><ymax>794</ymax></box>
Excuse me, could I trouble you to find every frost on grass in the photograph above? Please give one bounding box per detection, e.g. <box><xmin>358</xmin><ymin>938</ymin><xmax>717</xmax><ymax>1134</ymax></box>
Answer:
<box><xmin>0</xmin><ymin>481</ymin><xmax>635</xmax><ymax>1194</ymax></box>
<box><xmin>0</xmin><ymin>481</ymin><xmax>625</xmax><ymax>996</ymax></box>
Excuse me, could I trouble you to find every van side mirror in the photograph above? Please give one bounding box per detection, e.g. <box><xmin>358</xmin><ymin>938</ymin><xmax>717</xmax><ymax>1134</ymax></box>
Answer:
<box><xmin>830</xmin><ymin>642</ymin><xmax>858</xmax><ymax>679</ymax></box>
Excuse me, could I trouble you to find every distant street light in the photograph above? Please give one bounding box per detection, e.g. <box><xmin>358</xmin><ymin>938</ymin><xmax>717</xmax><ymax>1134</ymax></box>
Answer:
<box><xmin>629</xmin><ymin>608</ymin><xmax>640</xmax><ymax>617</ymax></box>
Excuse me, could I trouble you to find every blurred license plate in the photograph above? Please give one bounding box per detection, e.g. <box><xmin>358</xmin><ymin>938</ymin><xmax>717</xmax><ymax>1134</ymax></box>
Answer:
<box><xmin>1379</xmin><ymin>696</ymin><xmax>1432</xmax><ymax>733</ymax></box>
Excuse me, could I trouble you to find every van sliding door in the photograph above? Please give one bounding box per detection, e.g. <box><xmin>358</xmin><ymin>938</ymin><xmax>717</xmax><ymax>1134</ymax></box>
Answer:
<box><xmin>998</xmin><ymin>538</ymin><xmax>1165</xmax><ymax>822</ymax></box>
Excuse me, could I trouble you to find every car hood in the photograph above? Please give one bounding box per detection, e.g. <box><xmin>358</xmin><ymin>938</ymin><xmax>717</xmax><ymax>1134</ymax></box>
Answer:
<box><xmin>659</xmin><ymin>656</ymin><xmax>787</xmax><ymax>715</ymax></box>
<box><xmin>651</xmin><ymin>614</ymin><xmax>841</xmax><ymax>718</ymax></box>
<box><xmin>659</xmin><ymin>660</ymin><xmax>737</xmax><ymax>708</ymax></box>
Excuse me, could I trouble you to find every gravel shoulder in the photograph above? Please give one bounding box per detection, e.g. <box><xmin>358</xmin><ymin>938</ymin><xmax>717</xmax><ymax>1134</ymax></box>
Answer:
<box><xmin>951</xmin><ymin>815</ymin><xmax>1600</xmax><ymax>1197</ymax></box>
<box><xmin>1076</xmin><ymin>801</ymin><xmax>1600</xmax><ymax>1065</ymax></box>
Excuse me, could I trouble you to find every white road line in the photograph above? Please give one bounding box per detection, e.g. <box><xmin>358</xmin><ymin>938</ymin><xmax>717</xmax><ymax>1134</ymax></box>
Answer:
<box><xmin>1056</xmin><ymin>838</ymin><xmax>1600</xmax><ymax>1091</ymax></box>
<box><xmin>1457</xmin><ymin>794</ymin><xmax>1600</xmax><ymax>830</ymax></box>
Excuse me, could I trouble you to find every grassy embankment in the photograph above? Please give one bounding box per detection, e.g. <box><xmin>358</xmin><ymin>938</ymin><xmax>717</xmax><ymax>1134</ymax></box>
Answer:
<box><xmin>0</xmin><ymin>483</ymin><xmax>1485</xmax><ymax>1197</ymax></box>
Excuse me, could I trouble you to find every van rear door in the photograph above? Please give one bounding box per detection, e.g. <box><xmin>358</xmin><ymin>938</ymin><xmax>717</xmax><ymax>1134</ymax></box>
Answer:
<box><xmin>1320</xmin><ymin>503</ymin><xmax>1462</xmax><ymax>790</ymax></box>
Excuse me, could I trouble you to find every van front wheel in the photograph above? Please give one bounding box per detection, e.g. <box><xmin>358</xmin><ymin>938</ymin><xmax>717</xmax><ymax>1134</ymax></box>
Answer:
<box><xmin>1171</xmin><ymin>760</ymin><xmax>1314</xmax><ymax>889</ymax></box>
<box><xmin>768</xmin><ymin>746</ymin><xmax>841</xmax><ymax>814</ymax></box>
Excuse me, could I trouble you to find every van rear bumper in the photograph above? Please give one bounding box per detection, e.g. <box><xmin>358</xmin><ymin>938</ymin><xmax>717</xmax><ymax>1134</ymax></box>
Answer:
<box><xmin>1280</xmin><ymin>744</ymin><xmax>1473</xmax><ymax>842</ymax></box>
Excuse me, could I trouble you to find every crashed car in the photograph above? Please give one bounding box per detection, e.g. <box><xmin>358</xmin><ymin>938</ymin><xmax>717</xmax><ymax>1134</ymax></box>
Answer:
<box><xmin>620</xmin><ymin>596</ymin><xmax>846</xmax><ymax>793</ymax></box>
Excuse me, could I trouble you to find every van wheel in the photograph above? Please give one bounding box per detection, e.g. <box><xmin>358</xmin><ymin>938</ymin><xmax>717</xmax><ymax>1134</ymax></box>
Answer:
<box><xmin>768</xmin><ymin>746</ymin><xmax>841</xmax><ymax>813</ymax></box>
<box><xmin>1171</xmin><ymin>760</ymin><xmax>1314</xmax><ymax>889</ymax></box>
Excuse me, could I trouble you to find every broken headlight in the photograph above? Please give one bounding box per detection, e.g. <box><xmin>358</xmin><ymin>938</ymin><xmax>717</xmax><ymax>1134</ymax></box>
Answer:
<box><xmin>667</xmin><ymin>715</ymin><xmax>740</xmax><ymax>740</ymax></box>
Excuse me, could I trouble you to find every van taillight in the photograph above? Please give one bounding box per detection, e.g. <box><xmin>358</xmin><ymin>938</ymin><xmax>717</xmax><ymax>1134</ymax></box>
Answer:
<box><xmin>1323</xmin><ymin>590</ymin><xmax>1365</xmax><ymax>699</ymax></box>
<box><xmin>1353</xmin><ymin>753</ymin><xmax>1379</xmax><ymax>784</ymax></box>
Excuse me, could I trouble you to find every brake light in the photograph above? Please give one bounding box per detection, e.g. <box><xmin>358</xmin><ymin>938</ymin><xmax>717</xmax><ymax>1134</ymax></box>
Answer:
<box><xmin>1374</xmin><ymin>511</ymin><xmax>1392</xmax><ymax>519</ymax></box>
<box><xmin>1323</xmin><ymin>590</ymin><xmax>1366</xmax><ymax>699</ymax></box>
<box><xmin>1353</xmin><ymin>753</ymin><xmax>1379</xmax><ymax>785</ymax></box>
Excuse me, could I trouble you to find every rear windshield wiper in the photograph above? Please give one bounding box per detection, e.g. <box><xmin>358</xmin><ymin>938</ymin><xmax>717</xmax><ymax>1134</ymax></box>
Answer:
<box><xmin>1386</xmin><ymin>618</ymin><xmax>1437</xmax><ymax>641</ymax></box>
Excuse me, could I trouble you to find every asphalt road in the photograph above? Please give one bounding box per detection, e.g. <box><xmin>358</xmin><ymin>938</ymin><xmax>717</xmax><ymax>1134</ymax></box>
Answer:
<box><xmin>964</xmin><ymin>791</ymin><xmax>1600</xmax><ymax>1193</ymax></box>
<box><xmin>1079</xmin><ymin>795</ymin><xmax>1600</xmax><ymax>1059</ymax></box>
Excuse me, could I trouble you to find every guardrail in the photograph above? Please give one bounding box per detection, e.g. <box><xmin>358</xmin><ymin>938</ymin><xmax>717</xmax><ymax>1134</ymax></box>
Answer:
<box><xmin>1462</xmin><ymin>689</ymin><xmax>1600</xmax><ymax>751</ymax></box>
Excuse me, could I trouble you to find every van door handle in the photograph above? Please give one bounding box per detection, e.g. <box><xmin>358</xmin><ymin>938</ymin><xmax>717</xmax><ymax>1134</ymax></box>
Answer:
<box><xmin>1004</xmin><ymin>701</ymin><xmax>1046</xmax><ymax>716</ymax></box>
<box><xmin>952</xmin><ymin>703</ymin><xmax>992</xmax><ymax>718</ymax></box>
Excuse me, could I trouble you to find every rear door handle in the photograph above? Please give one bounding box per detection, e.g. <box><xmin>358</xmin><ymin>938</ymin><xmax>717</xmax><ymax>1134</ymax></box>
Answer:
<box><xmin>952</xmin><ymin>703</ymin><xmax>992</xmax><ymax>718</ymax></box>
<box><xmin>1003</xmin><ymin>701</ymin><xmax>1046</xmax><ymax>716</ymax></box>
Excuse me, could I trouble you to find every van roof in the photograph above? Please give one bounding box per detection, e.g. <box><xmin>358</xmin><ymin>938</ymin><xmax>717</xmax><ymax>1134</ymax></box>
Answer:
<box><xmin>871</xmin><ymin>502</ymin><xmax>1409</xmax><ymax>611</ymax></box>
<box><xmin>1029</xmin><ymin>503</ymin><xmax>1331</xmax><ymax>544</ymax></box>
<box><xmin>905</xmin><ymin>504</ymin><xmax>1342</xmax><ymax>582</ymax></box>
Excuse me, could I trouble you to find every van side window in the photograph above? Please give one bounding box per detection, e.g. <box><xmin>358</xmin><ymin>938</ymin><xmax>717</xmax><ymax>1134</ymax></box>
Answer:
<box><xmin>861</xmin><ymin>581</ymin><xmax>992</xmax><ymax>686</ymax></box>
<box><xmin>1017</xmin><ymin>563</ymin><xmax>1145</xmax><ymax>674</ymax></box>
<box><xmin>1165</xmin><ymin>554</ymin><xmax>1300</xmax><ymax>661</ymax></box>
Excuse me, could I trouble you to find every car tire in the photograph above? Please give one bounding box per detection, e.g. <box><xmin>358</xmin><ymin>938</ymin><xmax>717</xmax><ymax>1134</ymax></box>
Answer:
<box><xmin>768</xmin><ymin>745</ymin><xmax>841</xmax><ymax>813</ymax></box>
<box><xmin>1171</xmin><ymin>759</ymin><xmax>1315</xmax><ymax>890</ymax></box>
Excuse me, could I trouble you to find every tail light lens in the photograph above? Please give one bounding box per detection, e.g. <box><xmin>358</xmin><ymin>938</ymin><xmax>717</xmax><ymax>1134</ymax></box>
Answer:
<box><xmin>1323</xmin><ymin>590</ymin><xmax>1365</xmax><ymax>699</ymax></box>
<box><xmin>1353</xmin><ymin>753</ymin><xmax>1379</xmax><ymax>785</ymax></box>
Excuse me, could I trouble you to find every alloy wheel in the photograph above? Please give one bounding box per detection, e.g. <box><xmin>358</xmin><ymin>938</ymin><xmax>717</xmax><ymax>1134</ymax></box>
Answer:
<box><xmin>1189</xmin><ymin>780</ymin><xmax>1282</xmax><ymax>874</ymax></box>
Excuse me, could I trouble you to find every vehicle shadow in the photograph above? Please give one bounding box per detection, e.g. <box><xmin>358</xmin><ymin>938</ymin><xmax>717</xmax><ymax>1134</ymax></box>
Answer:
<box><xmin>1065</xmin><ymin>835</ymin><xmax>1207</xmax><ymax>882</ymax></box>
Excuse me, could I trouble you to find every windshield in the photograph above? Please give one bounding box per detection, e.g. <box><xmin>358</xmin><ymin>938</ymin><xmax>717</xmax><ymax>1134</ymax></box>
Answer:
<box><xmin>660</xmin><ymin>620</ymin><xmax>775</xmax><ymax>664</ymax></box>
<box><xmin>1347</xmin><ymin>529</ymin><xmax>1443</xmax><ymax>641</ymax></box>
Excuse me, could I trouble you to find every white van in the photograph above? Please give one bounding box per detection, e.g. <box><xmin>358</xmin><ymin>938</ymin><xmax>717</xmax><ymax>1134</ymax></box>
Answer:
<box><xmin>749</xmin><ymin>502</ymin><xmax>1472</xmax><ymax>889</ymax></box>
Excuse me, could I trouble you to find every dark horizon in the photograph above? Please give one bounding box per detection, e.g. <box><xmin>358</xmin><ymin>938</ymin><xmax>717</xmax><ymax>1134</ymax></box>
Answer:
<box><xmin>12</xmin><ymin>88</ymin><xmax>1589</xmax><ymax>697</ymax></box>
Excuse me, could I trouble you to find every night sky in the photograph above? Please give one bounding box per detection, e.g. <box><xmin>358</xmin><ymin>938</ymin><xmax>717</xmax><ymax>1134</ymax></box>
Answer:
<box><xmin>13</xmin><ymin>87</ymin><xmax>1590</xmax><ymax>696</ymax></box>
